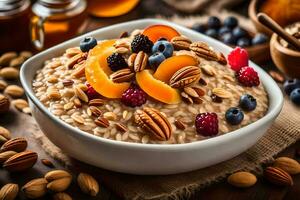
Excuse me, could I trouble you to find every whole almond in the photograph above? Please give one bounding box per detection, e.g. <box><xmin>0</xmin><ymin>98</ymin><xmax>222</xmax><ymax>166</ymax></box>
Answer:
<box><xmin>3</xmin><ymin>151</ymin><xmax>38</xmax><ymax>172</ymax></box>
<box><xmin>4</xmin><ymin>85</ymin><xmax>24</xmax><ymax>98</ymax></box>
<box><xmin>20</xmin><ymin>51</ymin><xmax>32</xmax><ymax>60</ymax></box>
<box><xmin>0</xmin><ymin>183</ymin><xmax>19</xmax><ymax>200</ymax></box>
<box><xmin>0</xmin><ymin>94</ymin><xmax>10</xmax><ymax>113</ymax></box>
<box><xmin>0</xmin><ymin>151</ymin><xmax>17</xmax><ymax>164</ymax></box>
<box><xmin>212</xmin><ymin>88</ymin><xmax>232</xmax><ymax>99</ymax></box>
<box><xmin>9</xmin><ymin>56</ymin><xmax>25</xmax><ymax>67</ymax></box>
<box><xmin>53</xmin><ymin>192</ymin><xmax>72</xmax><ymax>200</ymax></box>
<box><xmin>77</xmin><ymin>173</ymin><xmax>99</xmax><ymax>196</ymax></box>
<box><xmin>227</xmin><ymin>171</ymin><xmax>257</xmax><ymax>188</ymax></box>
<box><xmin>45</xmin><ymin>170</ymin><xmax>72</xmax><ymax>192</ymax></box>
<box><xmin>169</xmin><ymin>66</ymin><xmax>201</xmax><ymax>88</ymax></box>
<box><xmin>0</xmin><ymin>126</ymin><xmax>11</xmax><ymax>144</ymax></box>
<box><xmin>274</xmin><ymin>157</ymin><xmax>300</xmax><ymax>175</ymax></box>
<box><xmin>0</xmin><ymin>67</ymin><xmax>19</xmax><ymax>80</ymax></box>
<box><xmin>0</xmin><ymin>137</ymin><xmax>27</xmax><ymax>152</ymax></box>
<box><xmin>41</xmin><ymin>159</ymin><xmax>54</xmax><ymax>168</ymax></box>
<box><xmin>22</xmin><ymin>178</ymin><xmax>48</xmax><ymax>199</ymax></box>
<box><xmin>74</xmin><ymin>85</ymin><xmax>88</xmax><ymax>102</ymax></box>
<box><xmin>0</xmin><ymin>79</ymin><xmax>8</xmax><ymax>91</ymax></box>
<box><xmin>264</xmin><ymin>166</ymin><xmax>293</xmax><ymax>186</ymax></box>
<box><xmin>11</xmin><ymin>99</ymin><xmax>28</xmax><ymax>111</ymax></box>
<box><xmin>0</xmin><ymin>52</ymin><xmax>17</xmax><ymax>66</ymax></box>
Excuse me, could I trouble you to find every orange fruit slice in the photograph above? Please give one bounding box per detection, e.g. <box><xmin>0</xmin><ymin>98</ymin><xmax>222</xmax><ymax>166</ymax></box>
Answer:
<box><xmin>142</xmin><ymin>24</ymin><xmax>180</xmax><ymax>42</ymax></box>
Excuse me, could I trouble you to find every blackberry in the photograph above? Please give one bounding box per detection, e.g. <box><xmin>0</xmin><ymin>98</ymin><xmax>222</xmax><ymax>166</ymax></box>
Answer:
<box><xmin>107</xmin><ymin>53</ymin><xmax>128</xmax><ymax>71</ymax></box>
<box><xmin>131</xmin><ymin>34</ymin><xmax>153</xmax><ymax>53</ymax></box>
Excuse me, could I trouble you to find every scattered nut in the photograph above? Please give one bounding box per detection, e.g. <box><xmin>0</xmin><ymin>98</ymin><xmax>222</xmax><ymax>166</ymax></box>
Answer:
<box><xmin>4</xmin><ymin>85</ymin><xmax>24</xmax><ymax>98</ymax></box>
<box><xmin>0</xmin><ymin>79</ymin><xmax>8</xmax><ymax>91</ymax></box>
<box><xmin>0</xmin><ymin>151</ymin><xmax>17</xmax><ymax>164</ymax></box>
<box><xmin>0</xmin><ymin>126</ymin><xmax>11</xmax><ymax>144</ymax></box>
<box><xmin>3</xmin><ymin>150</ymin><xmax>38</xmax><ymax>172</ymax></box>
<box><xmin>264</xmin><ymin>166</ymin><xmax>293</xmax><ymax>186</ymax></box>
<box><xmin>9</xmin><ymin>56</ymin><xmax>25</xmax><ymax>67</ymax></box>
<box><xmin>273</xmin><ymin>157</ymin><xmax>300</xmax><ymax>175</ymax></box>
<box><xmin>11</xmin><ymin>99</ymin><xmax>28</xmax><ymax>111</ymax></box>
<box><xmin>0</xmin><ymin>52</ymin><xmax>17</xmax><ymax>66</ymax></box>
<box><xmin>41</xmin><ymin>158</ymin><xmax>55</xmax><ymax>168</ymax></box>
<box><xmin>77</xmin><ymin>173</ymin><xmax>99</xmax><ymax>196</ymax></box>
<box><xmin>0</xmin><ymin>183</ymin><xmax>19</xmax><ymax>200</ymax></box>
<box><xmin>227</xmin><ymin>171</ymin><xmax>257</xmax><ymax>188</ymax></box>
<box><xmin>0</xmin><ymin>94</ymin><xmax>10</xmax><ymax>113</ymax></box>
<box><xmin>45</xmin><ymin>170</ymin><xmax>72</xmax><ymax>192</ymax></box>
<box><xmin>53</xmin><ymin>192</ymin><xmax>72</xmax><ymax>200</ymax></box>
<box><xmin>22</xmin><ymin>178</ymin><xmax>48</xmax><ymax>199</ymax></box>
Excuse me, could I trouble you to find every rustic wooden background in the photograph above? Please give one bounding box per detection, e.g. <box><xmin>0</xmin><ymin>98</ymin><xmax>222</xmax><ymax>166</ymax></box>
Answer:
<box><xmin>1</xmin><ymin>0</ymin><xmax>300</xmax><ymax>199</ymax></box>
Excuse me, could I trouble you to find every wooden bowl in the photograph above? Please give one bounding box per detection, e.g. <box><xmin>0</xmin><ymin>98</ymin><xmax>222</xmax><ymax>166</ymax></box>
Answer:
<box><xmin>248</xmin><ymin>0</ymin><xmax>300</xmax><ymax>37</ymax></box>
<box><xmin>248</xmin><ymin>0</ymin><xmax>273</xmax><ymax>36</ymax></box>
<box><xmin>270</xmin><ymin>34</ymin><xmax>300</xmax><ymax>78</ymax></box>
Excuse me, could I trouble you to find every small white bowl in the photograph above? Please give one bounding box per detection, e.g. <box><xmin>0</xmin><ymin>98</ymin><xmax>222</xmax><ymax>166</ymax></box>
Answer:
<box><xmin>20</xmin><ymin>19</ymin><xmax>283</xmax><ymax>175</ymax></box>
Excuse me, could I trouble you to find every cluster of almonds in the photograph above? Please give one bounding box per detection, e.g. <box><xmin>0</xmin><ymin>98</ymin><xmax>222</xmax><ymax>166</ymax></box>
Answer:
<box><xmin>0</xmin><ymin>51</ymin><xmax>33</xmax><ymax>115</ymax></box>
<box><xmin>0</xmin><ymin>170</ymin><xmax>100</xmax><ymax>200</ymax></box>
<box><xmin>227</xmin><ymin>157</ymin><xmax>300</xmax><ymax>188</ymax></box>
<box><xmin>0</xmin><ymin>127</ymin><xmax>100</xmax><ymax>200</ymax></box>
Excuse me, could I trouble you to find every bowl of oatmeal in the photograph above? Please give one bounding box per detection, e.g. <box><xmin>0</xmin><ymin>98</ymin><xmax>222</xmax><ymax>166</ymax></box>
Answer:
<box><xmin>20</xmin><ymin>19</ymin><xmax>283</xmax><ymax>175</ymax></box>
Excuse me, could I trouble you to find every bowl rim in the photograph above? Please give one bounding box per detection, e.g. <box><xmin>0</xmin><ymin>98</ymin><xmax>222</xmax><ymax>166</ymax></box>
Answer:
<box><xmin>20</xmin><ymin>18</ymin><xmax>284</xmax><ymax>150</ymax></box>
<box><xmin>271</xmin><ymin>34</ymin><xmax>300</xmax><ymax>57</ymax></box>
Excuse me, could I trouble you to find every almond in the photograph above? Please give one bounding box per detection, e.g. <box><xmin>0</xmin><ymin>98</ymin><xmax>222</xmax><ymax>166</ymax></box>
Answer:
<box><xmin>74</xmin><ymin>85</ymin><xmax>88</xmax><ymax>102</ymax></box>
<box><xmin>0</xmin><ymin>183</ymin><xmax>19</xmax><ymax>200</ymax></box>
<box><xmin>169</xmin><ymin>66</ymin><xmax>201</xmax><ymax>88</ymax></box>
<box><xmin>77</xmin><ymin>173</ymin><xmax>99</xmax><ymax>196</ymax></box>
<box><xmin>212</xmin><ymin>88</ymin><xmax>232</xmax><ymax>99</ymax></box>
<box><xmin>4</xmin><ymin>85</ymin><xmax>24</xmax><ymax>98</ymax></box>
<box><xmin>274</xmin><ymin>157</ymin><xmax>300</xmax><ymax>175</ymax></box>
<box><xmin>0</xmin><ymin>67</ymin><xmax>19</xmax><ymax>80</ymax></box>
<box><xmin>227</xmin><ymin>171</ymin><xmax>257</xmax><ymax>188</ymax></box>
<box><xmin>0</xmin><ymin>151</ymin><xmax>17</xmax><ymax>164</ymax></box>
<box><xmin>0</xmin><ymin>52</ymin><xmax>17</xmax><ymax>66</ymax></box>
<box><xmin>0</xmin><ymin>126</ymin><xmax>11</xmax><ymax>144</ymax></box>
<box><xmin>45</xmin><ymin>170</ymin><xmax>72</xmax><ymax>192</ymax></box>
<box><xmin>201</xmin><ymin>65</ymin><xmax>216</xmax><ymax>76</ymax></box>
<box><xmin>264</xmin><ymin>166</ymin><xmax>293</xmax><ymax>186</ymax></box>
<box><xmin>135</xmin><ymin>107</ymin><xmax>172</xmax><ymax>141</ymax></box>
<box><xmin>0</xmin><ymin>137</ymin><xmax>27</xmax><ymax>152</ymax></box>
<box><xmin>22</xmin><ymin>178</ymin><xmax>48</xmax><ymax>199</ymax></box>
<box><xmin>103</xmin><ymin>112</ymin><xmax>117</xmax><ymax>121</ymax></box>
<box><xmin>19</xmin><ymin>51</ymin><xmax>32</xmax><ymax>60</ymax></box>
<box><xmin>11</xmin><ymin>99</ymin><xmax>28</xmax><ymax>111</ymax></box>
<box><xmin>3</xmin><ymin>151</ymin><xmax>38</xmax><ymax>172</ymax></box>
<box><xmin>0</xmin><ymin>94</ymin><xmax>10</xmax><ymax>113</ymax></box>
<box><xmin>0</xmin><ymin>79</ymin><xmax>8</xmax><ymax>91</ymax></box>
<box><xmin>65</xmin><ymin>47</ymin><xmax>82</xmax><ymax>58</ymax></box>
<box><xmin>9</xmin><ymin>56</ymin><xmax>25</xmax><ymax>67</ymax></box>
<box><xmin>53</xmin><ymin>192</ymin><xmax>72</xmax><ymax>200</ymax></box>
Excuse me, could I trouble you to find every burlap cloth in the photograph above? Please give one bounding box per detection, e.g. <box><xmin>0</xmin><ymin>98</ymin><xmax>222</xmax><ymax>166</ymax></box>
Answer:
<box><xmin>30</xmin><ymin>4</ymin><xmax>300</xmax><ymax>199</ymax></box>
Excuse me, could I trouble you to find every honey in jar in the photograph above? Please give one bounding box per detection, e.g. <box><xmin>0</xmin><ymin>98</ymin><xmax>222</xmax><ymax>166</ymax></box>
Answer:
<box><xmin>0</xmin><ymin>0</ymin><xmax>31</xmax><ymax>53</ymax></box>
<box><xmin>31</xmin><ymin>0</ymin><xmax>87</xmax><ymax>50</ymax></box>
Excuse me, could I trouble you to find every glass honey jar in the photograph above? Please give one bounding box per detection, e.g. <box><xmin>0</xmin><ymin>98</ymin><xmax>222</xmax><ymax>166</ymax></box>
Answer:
<box><xmin>0</xmin><ymin>0</ymin><xmax>31</xmax><ymax>53</ymax></box>
<box><xmin>31</xmin><ymin>0</ymin><xmax>87</xmax><ymax>50</ymax></box>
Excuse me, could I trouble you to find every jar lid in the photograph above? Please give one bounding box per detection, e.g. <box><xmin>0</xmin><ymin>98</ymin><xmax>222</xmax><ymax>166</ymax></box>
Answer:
<box><xmin>32</xmin><ymin>0</ymin><xmax>87</xmax><ymax>20</ymax></box>
<box><xmin>0</xmin><ymin>0</ymin><xmax>30</xmax><ymax>17</ymax></box>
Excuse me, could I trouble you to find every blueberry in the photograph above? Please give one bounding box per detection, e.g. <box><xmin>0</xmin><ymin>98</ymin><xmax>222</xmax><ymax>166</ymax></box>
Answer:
<box><xmin>223</xmin><ymin>16</ymin><xmax>238</xmax><ymax>28</ymax></box>
<box><xmin>218</xmin><ymin>26</ymin><xmax>232</xmax><ymax>37</ymax></box>
<box><xmin>252</xmin><ymin>33</ymin><xmax>268</xmax><ymax>45</ymax></box>
<box><xmin>232</xmin><ymin>27</ymin><xmax>248</xmax><ymax>39</ymax></box>
<box><xmin>239</xmin><ymin>94</ymin><xmax>257</xmax><ymax>111</ymax></box>
<box><xmin>205</xmin><ymin>29</ymin><xmax>218</xmax><ymax>38</ymax></box>
<box><xmin>80</xmin><ymin>37</ymin><xmax>97</xmax><ymax>52</ymax></box>
<box><xmin>221</xmin><ymin>33</ymin><xmax>237</xmax><ymax>45</ymax></box>
<box><xmin>152</xmin><ymin>40</ymin><xmax>174</xmax><ymax>58</ymax></box>
<box><xmin>207</xmin><ymin>16</ymin><xmax>221</xmax><ymax>29</ymax></box>
<box><xmin>237</xmin><ymin>37</ymin><xmax>251</xmax><ymax>47</ymax></box>
<box><xmin>283</xmin><ymin>79</ymin><xmax>300</xmax><ymax>95</ymax></box>
<box><xmin>290</xmin><ymin>88</ymin><xmax>300</xmax><ymax>106</ymax></box>
<box><xmin>148</xmin><ymin>52</ymin><xmax>165</xmax><ymax>70</ymax></box>
<box><xmin>191</xmin><ymin>23</ymin><xmax>206</xmax><ymax>33</ymax></box>
<box><xmin>225</xmin><ymin>107</ymin><xmax>244</xmax><ymax>125</ymax></box>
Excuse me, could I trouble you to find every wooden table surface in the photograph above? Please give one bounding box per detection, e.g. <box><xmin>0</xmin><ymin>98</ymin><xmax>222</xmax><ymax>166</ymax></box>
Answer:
<box><xmin>1</xmin><ymin>0</ymin><xmax>300</xmax><ymax>199</ymax></box>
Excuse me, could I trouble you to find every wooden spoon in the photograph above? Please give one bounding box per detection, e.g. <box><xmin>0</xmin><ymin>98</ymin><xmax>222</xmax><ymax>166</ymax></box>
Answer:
<box><xmin>257</xmin><ymin>13</ymin><xmax>300</xmax><ymax>51</ymax></box>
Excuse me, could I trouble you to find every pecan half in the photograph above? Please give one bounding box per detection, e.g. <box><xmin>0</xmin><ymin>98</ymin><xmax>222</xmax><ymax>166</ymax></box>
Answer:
<box><xmin>128</xmin><ymin>51</ymin><xmax>148</xmax><ymax>72</ymax></box>
<box><xmin>95</xmin><ymin>117</ymin><xmax>109</xmax><ymax>128</ymax></box>
<box><xmin>171</xmin><ymin>36</ymin><xmax>192</xmax><ymax>50</ymax></box>
<box><xmin>66</xmin><ymin>52</ymin><xmax>87</xmax><ymax>69</ymax></box>
<box><xmin>71</xmin><ymin>60</ymin><xmax>86</xmax><ymax>78</ymax></box>
<box><xmin>181</xmin><ymin>86</ymin><xmax>205</xmax><ymax>104</ymax></box>
<box><xmin>3</xmin><ymin>151</ymin><xmax>38</xmax><ymax>172</ymax></box>
<box><xmin>134</xmin><ymin>107</ymin><xmax>172</xmax><ymax>141</ymax></box>
<box><xmin>110</xmin><ymin>68</ymin><xmax>134</xmax><ymax>83</ymax></box>
<box><xmin>169</xmin><ymin>66</ymin><xmax>201</xmax><ymax>88</ymax></box>
<box><xmin>190</xmin><ymin>42</ymin><xmax>218</xmax><ymax>61</ymax></box>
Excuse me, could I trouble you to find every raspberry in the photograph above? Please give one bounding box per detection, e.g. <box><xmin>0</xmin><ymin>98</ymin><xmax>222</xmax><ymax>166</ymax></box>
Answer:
<box><xmin>131</xmin><ymin>34</ymin><xmax>153</xmax><ymax>53</ymax></box>
<box><xmin>86</xmin><ymin>83</ymin><xmax>100</xmax><ymax>100</ymax></box>
<box><xmin>236</xmin><ymin>66</ymin><xmax>260</xmax><ymax>87</ymax></box>
<box><xmin>228</xmin><ymin>47</ymin><xmax>249</xmax><ymax>71</ymax></box>
<box><xmin>195</xmin><ymin>112</ymin><xmax>218</xmax><ymax>136</ymax></box>
<box><xmin>121</xmin><ymin>85</ymin><xmax>147</xmax><ymax>107</ymax></box>
<box><xmin>107</xmin><ymin>53</ymin><xmax>128</xmax><ymax>71</ymax></box>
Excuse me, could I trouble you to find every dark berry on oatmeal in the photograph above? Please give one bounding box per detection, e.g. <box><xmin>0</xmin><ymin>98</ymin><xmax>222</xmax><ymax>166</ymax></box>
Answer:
<box><xmin>236</xmin><ymin>66</ymin><xmax>260</xmax><ymax>87</ymax></box>
<box><xmin>107</xmin><ymin>53</ymin><xmax>128</xmax><ymax>71</ymax></box>
<box><xmin>80</xmin><ymin>37</ymin><xmax>97</xmax><ymax>52</ymax></box>
<box><xmin>239</xmin><ymin>94</ymin><xmax>257</xmax><ymax>111</ymax></box>
<box><xmin>131</xmin><ymin>34</ymin><xmax>153</xmax><ymax>53</ymax></box>
<box><xmin>225</xmin><ymin>107</ymin><xmax>244</xmax><ymax>125</ymax></box>
<box><xmin>121</xmin><ymin>85</ymin><xmax>147</xmax><ymax>107</ymax></box>
<box><xmin>195</xmin><ymin>112</ymin><xmax>219</xmax><ymax>136</ymax></box>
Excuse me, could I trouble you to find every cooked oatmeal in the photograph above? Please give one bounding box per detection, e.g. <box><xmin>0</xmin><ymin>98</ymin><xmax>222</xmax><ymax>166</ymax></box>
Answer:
<box><xmin>32</xmin><ymin>27</ymin><xmax>268</xmax><ymax>144</ymax></box>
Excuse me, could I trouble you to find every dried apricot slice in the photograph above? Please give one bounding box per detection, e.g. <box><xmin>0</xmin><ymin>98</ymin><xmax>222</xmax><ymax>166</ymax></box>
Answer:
<box><xmin>136</xmin><ymin>70</ymin><xmax>181</xmax><ymax>104</ymax></box>
<box><xmin>142</xmin><ymin>24</ymin><xmax>180</xmax><ymax>42</ymax></box>
<box><xmin>85</xmin><ymin>56</ymin><xmax>130</xmax><ymax>99</ymax></box>
<box><xmin>153</xmin><ymin>55</ymin><xmax>198</xmax><ymax>83</ymax></box>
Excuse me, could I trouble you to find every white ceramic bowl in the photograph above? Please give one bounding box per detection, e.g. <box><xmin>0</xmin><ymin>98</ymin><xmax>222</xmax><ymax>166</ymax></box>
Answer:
<box><xmin>20</xmin><ymin>19</ymin><xmax>283</xmax><ymax>175</ymax></box>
